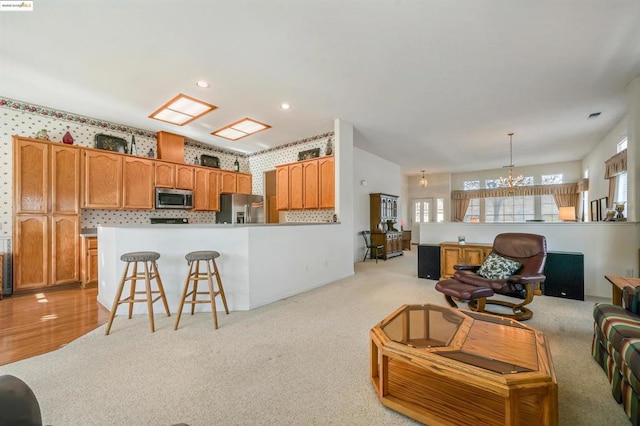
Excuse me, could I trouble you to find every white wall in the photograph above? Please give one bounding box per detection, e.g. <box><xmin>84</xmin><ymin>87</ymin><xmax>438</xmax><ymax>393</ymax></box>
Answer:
<box><xmin>451</xmin><ymin>161</ymin><xmax>583</xmax><ymax>189</ymax></box>
<box><xmin>582</xmin><ymin>116</ymin><xmax>628</xmax><ymax>209</ymax></box>
<box><xmin>352</xmin><ymin>147</ymin><xmax>402</xmax><ymax>262</ymax></box>
<box><xmin>419</xmin><ymin>222</ymin><xmax>640</xmax><ymax>298</ymax></box>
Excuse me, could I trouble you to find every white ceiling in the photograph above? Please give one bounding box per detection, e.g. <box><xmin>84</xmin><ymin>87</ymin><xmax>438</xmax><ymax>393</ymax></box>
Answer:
<box><xmin>1</xmin><ymin>1</ymin><xmax>639</xmax><ymax>175</ymax></box>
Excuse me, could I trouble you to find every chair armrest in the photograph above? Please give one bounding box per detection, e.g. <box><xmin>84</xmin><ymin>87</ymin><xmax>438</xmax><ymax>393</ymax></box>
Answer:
<box><xmin>454</xmin><ymin>264</ymin><xmax>481</xmax><ymax>272</ymax></box>
<box><xmin>509</xmin><ymin>274</ymin><xmax>546</xmax><ymax>284</ymax></box>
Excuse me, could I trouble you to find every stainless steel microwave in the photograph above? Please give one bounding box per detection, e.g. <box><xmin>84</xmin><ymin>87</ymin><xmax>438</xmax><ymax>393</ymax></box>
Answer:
<box><xmin>155</xmin><ymin>188</ymin><xmax>193</xmax><ymax>209</ymax></box>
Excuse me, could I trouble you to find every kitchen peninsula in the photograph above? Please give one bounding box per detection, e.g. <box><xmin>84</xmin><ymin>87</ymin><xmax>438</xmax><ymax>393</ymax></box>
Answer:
<box><xmin>97</xmin><ymin>221</ymin><xmax>353</xmax><ymax>314</ymax></box>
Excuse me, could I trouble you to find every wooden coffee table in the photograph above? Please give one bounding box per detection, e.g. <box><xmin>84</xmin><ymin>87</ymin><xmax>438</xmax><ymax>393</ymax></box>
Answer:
<box><xmin>370</xmin><ymin>304</ymin><xmax>557</xmax><ymax>425</ymax></box>
<box><xmin>605</xmin><ymin>275</ymin><xmax>640</xmax><ymax>306</ymax></box>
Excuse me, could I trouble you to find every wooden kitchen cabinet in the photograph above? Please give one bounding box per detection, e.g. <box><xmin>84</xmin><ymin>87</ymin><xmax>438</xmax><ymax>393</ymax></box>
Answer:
<box><xmin>318</xmin><ymin>156</ymin><xmax>335</xmax><ymax>209</ymax></box>
<box><xmin>288</xmin><ymin>162</ymin><xmax>304</xmax><ymax>210</ymax></box>
<box><xmin>123</xmin><ymin>157</ymin><xmax>155</xmax><ymax>209</ymax></box>
<box><xmin>82</xmin><ymin>149</ymin><xmax>123</xmax><ymax>209</ymax></box>
<box><xmin>14</xmin><ymin>139</ymin><xmax>80</xmax><ymax>215</ymax></box>
<box><xmin>13</xmin><ymin>137</ymin><xmax>81</xmax><ymax>291</ymax></box>
<box><xmin>276</xmin><ymin>165</ymin><xmax>289</xmax><ymax>210</ymax></box>
<box><xmin>236</xmin><ymin>173</ymin><xmax>252</xmax><ymax>194</ymax></box>
<box><xmin>276</xmin><ymin>157</ymin><xmax>334</xmax><ymax>211</ymax></box>
<box><xmin>176</xmin><ymin>164</ymin><xmax>194</xmax><ymax>190</ymax></box>
<box><xmin>303</xmin><ymin>160</ymin><xmax>319</xmax><ymax>209</ymax></box>
<box><xmin>371</xmin><ymin>231</ymin><xmax>403</xmax><ymax>260</ymax></box>
<box><xmin>81</xmin><ymin>236</ymin><xmax>98</xmax><ymax>288</ymax></box>
<box><xmin>439</xmin><ymin>242</ymin><xmax>492</xmax><ymax>279</ymax></box>
<box><xmin>155</xmin><ymin>161</ymin><xmax>175</xmax><ymax>188</ymax></box>
<box><xmin>220</xmin><ymin>171</ymin><xmax>237</xmax><ymax>194</ymax></box>
<box><xmin>156</xmin><ymin>162</ymin><xmax>194</xmax><ymax>190</ymax></box>
<box><xmin>13</xmin><ymin>214</ymin><xmax>79</xmax><ymax>291</ymax></box>
<box><xmin>194</xmin><ymin>167</ymin><xmax>220</xmax><ymax>211</ymax></box>
<box><xmin>156</xmin><ymin>131</ymin><xmax>185</xmax><ymax>163</ymax></box>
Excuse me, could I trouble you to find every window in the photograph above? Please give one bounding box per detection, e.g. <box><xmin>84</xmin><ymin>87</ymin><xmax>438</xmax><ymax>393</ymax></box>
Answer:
<box><xmin>464</xmin><ymin>199</ymin><xmax>480</xmax><ymax>222</ymax></box>
<box><xmin>616</xmin><ymin>172</ymin><xmax>628</xmax><ymax>217</ymax></box>
<box><xmin>618</xmin><ymin>137</ymin><xmax>628</xmax><ymax>153</ymax></box>
<box><xmin>541</xmin><ymin>195</ymin><xmax>559</xmax><ymax>222</ymax></box>
<box><xmin>436</xmin><ymin>198</ymin><xmax>444</xmax><ymax>222</ymax></box>
<box><xmin>485</xmin><ymin>195</ymin><xmax>535</xmax><ymax>222</ymax></box>
<box><xmin>412</xmin><ymin>199</ymin><xmax>431</xmax><ymax>224</ymax></box>
<box><xmin>541</xmin><ymin>174</ymin><xmax>562</xmax><ymax>185</ymax></box>
<box><xmin>463</xmin><ymin>180</ymin><xmax>480</xmax><ymax>190</ymax></box>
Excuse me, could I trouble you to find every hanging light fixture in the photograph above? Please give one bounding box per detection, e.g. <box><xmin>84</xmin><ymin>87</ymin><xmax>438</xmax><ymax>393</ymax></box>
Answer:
<box><xmin>418</xmin><ymin>170</ymin><xmax>428</xmax><ymax>188</ymax></box>
<box><xmin>496</xmin><ymin>132</ymin><xmax>524</xmax><ymax>188</ymax></box>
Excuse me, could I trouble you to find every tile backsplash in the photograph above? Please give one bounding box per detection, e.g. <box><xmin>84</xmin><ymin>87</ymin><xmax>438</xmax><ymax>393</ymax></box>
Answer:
<box><xmin>1</xmin><ymin>96</ymin><xmax>335</xmax><ymax>237</ymax></box>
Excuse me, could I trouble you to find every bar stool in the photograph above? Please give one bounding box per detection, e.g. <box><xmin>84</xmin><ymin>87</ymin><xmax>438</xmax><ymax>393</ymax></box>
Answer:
<box><xmin>174</xmin><ymin>250</ymin><xmax>229</xmax><ymax>330</ymax></box>
<box><xmin>105</xmin><ymin>251</ymin><xmax>171</xmax><ymax>335</ymax></box>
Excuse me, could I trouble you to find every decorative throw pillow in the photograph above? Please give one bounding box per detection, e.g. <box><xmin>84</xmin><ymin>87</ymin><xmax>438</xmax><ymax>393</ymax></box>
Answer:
<box><xmin>477</xmin><ymin>253</ymin><xmax>522</xmax><ymax>280</ymax></box>
<box><xmin>623</xmin><ymin>286</ymin><xmax>640</xmax><ymax>314</ymax></box>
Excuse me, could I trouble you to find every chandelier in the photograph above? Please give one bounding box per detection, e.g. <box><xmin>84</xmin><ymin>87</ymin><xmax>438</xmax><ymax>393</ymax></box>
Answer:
<box><xmin>496</xmin><ymin>132</ymin><xmax>524</xmax><ymax>188</ymax></box>
<box><xmin>419</xmin><ymin>170</ymin><xmax>428</xmax><ymax>187</ymax></box>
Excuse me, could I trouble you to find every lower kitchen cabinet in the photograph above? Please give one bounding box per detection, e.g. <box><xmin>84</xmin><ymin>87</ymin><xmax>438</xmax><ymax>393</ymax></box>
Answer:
<box><xmin>371</xmin><ymin>231</ymin><xmax>403</xmax><ymax>260</ymax></box>
<box><xmin>81</xmin><ymin>236</ymin><xmax>98</xmax><ymax>288</ymax></box>
<box><xmin>14</xmin><ymin>214</ymin><xmax>79</xmax><ymax>291</ymax></box>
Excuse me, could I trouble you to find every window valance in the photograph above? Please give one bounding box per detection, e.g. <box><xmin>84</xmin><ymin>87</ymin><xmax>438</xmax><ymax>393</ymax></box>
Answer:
<box><xmin>604</xmin><ymin>149</ymin><xmax>627</xmax><ymax>179</ymax></box>
<box><xmin>451</xmin><ymin>183</ymin><xmax>579</xmax><ymax>200</ymax></box>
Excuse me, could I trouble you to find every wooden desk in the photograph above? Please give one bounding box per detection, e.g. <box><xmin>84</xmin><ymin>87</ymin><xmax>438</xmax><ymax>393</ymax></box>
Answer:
<box><xmin>605</xmin><ymin>275</ymin><xmax>640</xmax><ymax>306</ymax></box>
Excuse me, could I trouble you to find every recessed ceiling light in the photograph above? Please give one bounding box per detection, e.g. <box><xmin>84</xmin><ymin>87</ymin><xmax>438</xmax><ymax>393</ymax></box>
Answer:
<box><xmin>149</xmin><ymin>93</ymin><xmax>217</xmax><ymax>126</ymax></box>
<box><xmin>280</xmin><ymin>103</ymin><xmax>291</xmax><ymax>110</ymax></box>
<box><xmin>196</xmin><ymin>80</ymin><xmax>210</xmax><ymax>88</ymax></box>
<box><xmin>212</xmin><ymin>117</ymin><xmax>271</xmax><ymax>141</ymax></box>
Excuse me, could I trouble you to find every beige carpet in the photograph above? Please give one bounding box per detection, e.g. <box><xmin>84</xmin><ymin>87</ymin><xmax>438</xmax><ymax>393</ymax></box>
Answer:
<box><xmin>0</xmin><ymin>249</ymin><xmax>630</xmax><ymax>425</ymax></box>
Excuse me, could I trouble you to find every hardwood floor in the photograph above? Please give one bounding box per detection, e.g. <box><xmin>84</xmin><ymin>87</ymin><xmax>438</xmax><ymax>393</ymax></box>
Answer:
<box><xmin>0</xmin><ymin>286</ymin><xmax>108</xmax><ymax>366</ymax></box>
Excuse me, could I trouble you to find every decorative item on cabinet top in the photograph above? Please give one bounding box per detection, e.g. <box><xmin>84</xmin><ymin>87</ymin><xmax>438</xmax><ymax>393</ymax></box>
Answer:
<box><xmin>298</xmin><ymin>148</ymin><xmax>320</xmax><ymax>161</ymax></box>
<box><xmin>95</xmin><ymin>133</ymin><xmax>127</xmax><ymax>153</ymax></box>
<box><xmin>200</xmin><ymin>154</ymin><xmax>220</xmax><ymax>168</ymax></box>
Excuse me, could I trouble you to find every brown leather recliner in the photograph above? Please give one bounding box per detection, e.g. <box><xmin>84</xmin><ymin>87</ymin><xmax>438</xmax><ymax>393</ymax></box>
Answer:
<box><xmin>435</xmin><ymin>233</ymin><xmax>547</xmax><ymax>321</ymax></box>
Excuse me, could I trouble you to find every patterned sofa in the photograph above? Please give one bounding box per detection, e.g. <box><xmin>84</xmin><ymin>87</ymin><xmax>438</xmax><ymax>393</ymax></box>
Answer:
<box><xmin>592</xmin><ymin>287</ymin><xmax>640</xmax><ymax>425</ymax></box>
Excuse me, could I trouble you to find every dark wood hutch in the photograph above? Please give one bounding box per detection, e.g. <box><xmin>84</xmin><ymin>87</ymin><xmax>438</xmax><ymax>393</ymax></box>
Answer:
<box><xmin>369</xmin><ymin>193</ymin><xmax>403</xmax><ymax>259</ymax></box>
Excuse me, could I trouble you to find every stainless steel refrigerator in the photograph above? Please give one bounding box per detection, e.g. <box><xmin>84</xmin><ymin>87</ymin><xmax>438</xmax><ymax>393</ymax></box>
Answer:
<box><xmin>216</xmin><ymin>194</ymin><xmax>265</xmax><ymax>224</ymax></box>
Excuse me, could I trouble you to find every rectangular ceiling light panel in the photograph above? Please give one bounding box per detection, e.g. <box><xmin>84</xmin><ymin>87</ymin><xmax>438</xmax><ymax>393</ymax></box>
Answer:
<box><xmin>212</xmin><ymin>117</ymin><xmax>271</xmax><ymax>141</ymax></box>
<box><xmin>149</xmin><ymin>93</ymin><xmax>217</xmax><ymax>126</ymax></box>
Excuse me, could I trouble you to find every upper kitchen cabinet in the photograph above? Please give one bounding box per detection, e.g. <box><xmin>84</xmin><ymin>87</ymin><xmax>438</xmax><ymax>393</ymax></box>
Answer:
<box><xmin>176</xmin><ymin>164</ymin><xmax>194</xmax><ymax>190</ymax></box>
<box><xmin>14</xmin><ymin>138</ymin><xmax>80</xmax><ymax>215</ymax></box>
<box><xmin>82</xmin><ymin>149</ymin><xmax>123</xmax><ymax>209</ymax></box>
<box><xmin>194</xmin><ymin>167</ymin><xmax>220</xmax><ymax>211</ymax></box>
<box><xmin>318</xmin><ymin>156</ymin><xmax>335</xmax><ymax>209</ymax></box>
<box><xmin>220</xmin><ymin>171</ymin><xmax>237</xmax><ymax>194</ymax></box>
<box><xmin>155</xmin><ymin>161</ymin><xmax>194</xmax><ymax>190</ymax></box>
<box><xmin>276</xmin><ymin>156</ymin><xmax>334</xmax><ymax>211</ymax></box>
<box><xmin>276</xmin><ymin>165</ymin><xmax>289</xmax><ymax>211</ymax></box>
<box><xmin>156</xmin><ymin>131</ymin><xmax>185</xmax><ymax>163</ymax></box>
<box><xmin>122</xmin><ymin>157</ymin><xmax>155</xmax><ymax>209</ymax></box>
<box><xmin>221</xmin><ymin>171</ymin><xmax>252</xmax><ymax>194</ymax></box>
<box><xmin>236</xmin><ymin>173</ymin><xmax>252</xmax><ymax>195</ymax></box>
<box><xmin>155</xmin><ymin>161</ymin><xmax>176</xmax><ymax>188</ymax></box>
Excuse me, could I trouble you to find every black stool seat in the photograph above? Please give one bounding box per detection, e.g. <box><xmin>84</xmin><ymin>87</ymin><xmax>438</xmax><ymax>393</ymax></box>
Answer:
<box><xmin>120</xmin><ymin>251</ymin><xmax>160</xmax><ymax>262</ymax></box>
<box><xmin>185</xmin><ymin>250</ymin><xmax>220</xmax><ymax>262</ymax></box>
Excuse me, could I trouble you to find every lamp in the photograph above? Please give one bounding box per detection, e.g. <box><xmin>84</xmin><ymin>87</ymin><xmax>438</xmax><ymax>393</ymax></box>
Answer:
<box><xmin>418</xmin><ymin>170</ymin><xmax>428</xmax><ymax>188</ymax></box>
<box><xmin>558</xmin><ymin>206</ymin><xmax>576</xmax><ymax>221</ymax></box>
<box><xmin>496</xmin><ymin>133</ymin><xmax>524</xmax><ymax>188</ymax></box>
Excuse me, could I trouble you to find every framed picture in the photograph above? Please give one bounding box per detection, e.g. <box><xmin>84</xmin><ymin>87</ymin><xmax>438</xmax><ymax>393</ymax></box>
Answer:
<box><xmin>298</xmin><ymin>148</ymin><xmax>320</xmax><ymax>161</ymax></box>
<box><xmin>599</xmin><ymin>197</ymin><xmax>609</xmax><ymax>221</ymax></box>
<box><xmin>200</xmin><ymin>154</ymin><xmax>220</xmax><ymax>168</ymax></box>
<box><xmin>590</xmin><ymin>200</ymin><xmax>600</xmax><ymax>222</ymax></box>
<box><xmin>95</xmin><ymin>133</ymin><xmax>127</xmax><ymax>153</ymax></box>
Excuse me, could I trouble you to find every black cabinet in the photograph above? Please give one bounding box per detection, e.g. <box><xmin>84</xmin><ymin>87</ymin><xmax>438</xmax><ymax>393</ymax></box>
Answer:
<box><xmin>543</xmin><ymin>251</ymin><xmax>584</xmax><ymax>300</ymax></box>
<box><xmin>418</xmin><ymin>245</ymin><xmax>441</xmax><ymax>279</ymax></box>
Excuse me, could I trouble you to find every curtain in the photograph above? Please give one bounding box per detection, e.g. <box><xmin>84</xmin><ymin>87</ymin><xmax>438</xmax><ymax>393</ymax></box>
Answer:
<box><xmin>608</xmin><ymin>176</ymin><xmax>617</xmax><ymax>209</ymax></box>
<box><xmin>604</xmin><ymin>149</ymin><xmax>627</xmax><ymax>179</ymax></box>
<box><xmin>553</xmin><ymin>193</ymin><xmax>579</xmax><ymax>209</ymax></box>
<box><xmin>452</xmin><ymin>198</ymin><xmax>471</xmax><ymax>222</ymax></box>
<box><xmin>451</xmin><ymin>183</ymin><xmax>579</xmax><ymax>200</ymax></box>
